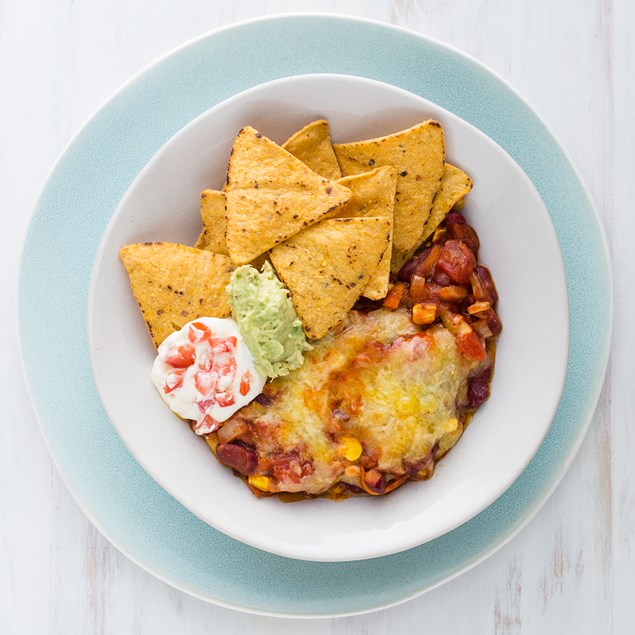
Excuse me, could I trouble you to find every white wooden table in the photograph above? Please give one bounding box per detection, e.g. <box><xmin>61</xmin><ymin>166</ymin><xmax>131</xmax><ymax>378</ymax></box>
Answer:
<box><xmin>2</xmin><ymin>1</ymin><xmax>631</xmax><ymax>632</ymax></box>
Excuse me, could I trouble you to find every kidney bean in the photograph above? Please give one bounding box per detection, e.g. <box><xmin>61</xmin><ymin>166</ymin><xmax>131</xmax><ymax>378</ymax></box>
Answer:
<box><xmin>363</xmin><ymin>469</ymin><xmax>386</xmax><ymax>494</ymax></box>
<box><xmin>444</xmin><ymin>210</ymin><xmax>467</xmax><ymax>226</ymax></box>
<box><xmin>398</xmin><ymin>248</ymin><xmax>429</xmax><ymax>282</ymax></box>
<box><xmin>449</xmin><ymin>222</ymin><xmax>480</xmax><ymax>254</ymax></box>
<box><xmin>420</xmin><ymin>281</ymin><xmax>442</xmax><ymax>303</ymax></box>
<box><xmin>255</xmin><ymin>392</ymin><xmax>274</xmax><ymax>406</ymax></box>
<box><xmin>467</xmin><ymin>364</ymin><xmax>492</xmax><ymax>408</ymax></box>
<box><xmin>432</xmin><ymin>270</ymin><xmax>453</xmax><ymax>286</ymax></box>
<box><xmin>216</xmin><ymin>443</ymin><xmax>258</xmax><ymax>475</ymax></box>
<box><xmin>473</xmin><ymin>265</ymin><xmax>499</xmax><ymax>303</ymax></box>
<box><xmin>481</xmin><ymin>307</ymin><xmax>502</xmax><ymax>336</ymax></box>
<box><xmin>405</xmin><ymin>443</ymin><xmax>439</xmax><ymax>476</ymax></box>
<box><xmin>435</xmin><ymin>240</ymin><xmax>476</xmax><ymax>284</ymax></box>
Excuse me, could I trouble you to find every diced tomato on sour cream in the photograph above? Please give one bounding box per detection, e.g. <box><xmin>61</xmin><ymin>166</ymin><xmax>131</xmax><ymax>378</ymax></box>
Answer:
<box><xmin>151</xmin><ymin>317</ymin><xmax>265</xmax><ymax>434</ymax></box>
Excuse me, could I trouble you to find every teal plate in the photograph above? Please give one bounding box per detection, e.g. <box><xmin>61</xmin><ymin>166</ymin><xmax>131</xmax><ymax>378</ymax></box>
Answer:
<box><xmin>18</xmin><ymin>15</ymin><xmax>611</xmax><ymax>617</ymax></box>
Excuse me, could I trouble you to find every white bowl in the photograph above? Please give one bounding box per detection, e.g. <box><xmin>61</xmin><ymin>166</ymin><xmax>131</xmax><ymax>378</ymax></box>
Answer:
<box><xmin>89</xmin><ymin>74</ymin><xmax>568</xmax><ymax>562</ymax></box>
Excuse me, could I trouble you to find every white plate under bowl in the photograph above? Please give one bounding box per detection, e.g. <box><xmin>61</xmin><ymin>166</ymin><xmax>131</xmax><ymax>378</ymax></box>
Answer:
<box><xmin>89</xmin><ymin>73</ymin><xmax>568</xmax><ymax>562</ymax></box>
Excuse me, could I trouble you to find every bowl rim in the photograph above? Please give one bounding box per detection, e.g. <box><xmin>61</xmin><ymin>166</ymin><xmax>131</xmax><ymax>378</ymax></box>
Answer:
<box><xmin>87</xmin><ymin>70</ymin><xmax>570</xmax><ymax>562</ymax></box>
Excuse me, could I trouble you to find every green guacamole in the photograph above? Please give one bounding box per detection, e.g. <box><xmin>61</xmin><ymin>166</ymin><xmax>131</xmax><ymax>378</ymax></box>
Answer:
<box><xmin>227</xmin><ymin>261</ymin><xmax>311</xmax><ymax>378</ymax></box>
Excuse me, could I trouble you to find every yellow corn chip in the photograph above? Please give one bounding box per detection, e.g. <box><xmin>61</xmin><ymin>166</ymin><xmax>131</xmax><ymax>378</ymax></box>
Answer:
<box><xmin>194</xmin><ymin>190</ymin><xmax>273</xmax><ymax>272</ymax></box>
<box><xmin>420</xmin><ymin>163</ymin><xmax>473</xmax><ymax>241</ymax></box>
<box><xmin>119</xmin><ymin>242</ymin><xmax>234</xmax><ymax>348</ymax></box>
<box><xmin>333</xmin><ymin>120</ymin><xmax>445</xmax><ymax>253</ymax></box>
<box><xmin>452</xmin><ymin>197</ymin><xmax>466</xmax><ymax>212</ymax></box>
<box><xmin>282</xmin><ymin>119</ymin><xmax>342</xmax><ymax>180</ymax></box>
<box><xmin>270</xmin><ymin>217</ymin><xmax>391</xmax><ymax>339</ymax></box>
<box><xmin>391</xmin><ymin>163</ymin><xmax>473</xmax><ymax>272</ymax></box>
<box><xmin>225</xmin><ymin>126</ymin><xmax>351</xmax><ymax>264</ymax></box>
<box><xmin>335</xmin><ymin>166</ymin><xmax>397</xmax><ymax>299</ymax></box>
<box><xmin>194</xmin><ymin>189</ymin><xmax>228</xmax><ymax>255</ymax></box>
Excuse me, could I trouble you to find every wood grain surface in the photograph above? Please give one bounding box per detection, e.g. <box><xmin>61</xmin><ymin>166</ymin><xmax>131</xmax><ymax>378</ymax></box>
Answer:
<box><xmin>2</xmin><ymin>1</ymin><xmax>631</xmax><ymax>633</ymax></box>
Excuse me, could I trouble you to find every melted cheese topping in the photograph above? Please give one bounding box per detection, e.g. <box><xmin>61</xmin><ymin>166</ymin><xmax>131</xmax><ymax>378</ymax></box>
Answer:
<box><xmin>223</xmin><ymin>309</ymin><xmax>484</xmax><ymax>495</ymax></box>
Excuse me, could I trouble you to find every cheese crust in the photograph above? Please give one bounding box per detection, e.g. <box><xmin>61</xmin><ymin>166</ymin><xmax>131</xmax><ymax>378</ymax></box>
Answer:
<box><xmin>206</xmin><ymin>308</ymin><xmax>488</xmax><ymax>497</ymax></box>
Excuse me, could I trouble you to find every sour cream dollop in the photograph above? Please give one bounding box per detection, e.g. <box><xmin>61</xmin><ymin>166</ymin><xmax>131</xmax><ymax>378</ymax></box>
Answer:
<box><xmin>151</xmin><ymin>317</ymin><xmax>266</xmax><ymax>435</ymax></box>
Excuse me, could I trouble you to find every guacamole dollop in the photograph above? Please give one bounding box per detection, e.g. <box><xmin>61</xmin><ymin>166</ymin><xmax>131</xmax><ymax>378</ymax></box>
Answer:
<box><xmin>227</xmin><ymin>261</ymin><xmax>311</xmax><ymax>378</ymax></box>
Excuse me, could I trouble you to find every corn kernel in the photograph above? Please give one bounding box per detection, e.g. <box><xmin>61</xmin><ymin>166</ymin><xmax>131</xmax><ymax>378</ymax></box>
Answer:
<box><xmin>397</xmin><ymin>393</ymin><xmax>419</xmax><ymax>415</ymax></box>
<box><xmin>443</xmin><ymin>417</ymin><xmax>459</xmax><ymax>433</ymax></box>
<box><xmin>248</xmin><ymin>475</ymin><xmax>270</xmax><ymax>491</ymax></box>
<box><xmin>338</xmin><ymin>437</ymin><xmax>363</xmax><ymax>461</ymax></box>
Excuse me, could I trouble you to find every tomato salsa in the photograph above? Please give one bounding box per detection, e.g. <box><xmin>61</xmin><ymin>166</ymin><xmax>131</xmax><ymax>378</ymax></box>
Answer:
<box><xmin>384</xmin><ymin>210</ymin><xmax>501</xmax><ymax>409</ymax></box>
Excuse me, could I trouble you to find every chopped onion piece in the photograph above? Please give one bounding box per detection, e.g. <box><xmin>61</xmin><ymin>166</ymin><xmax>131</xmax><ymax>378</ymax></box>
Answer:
<box><xmin>467</xmin><ymin>301</ymin><xmax>491</xmax><ymax>314</ymax></box>
<box><xmin>412</xmin><ymin>303</ymin><xmax>437</xmax><ymax>325</ymax></box>
<box><xmin>409</xmin><ymin>274</ymin><xmax>427</xmax><ymax>304</ymax></box>
<box><xmin>472</xmin><ymin>319</ymin><xmax>493</xmax><ymax>339</ymax></box>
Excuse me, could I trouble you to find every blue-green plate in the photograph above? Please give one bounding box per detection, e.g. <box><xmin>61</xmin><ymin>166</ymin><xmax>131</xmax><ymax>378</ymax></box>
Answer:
<box><xmin>18</xmin><ymin>15</ymin><xmax>611</xmax><ymax>617</ymax></box>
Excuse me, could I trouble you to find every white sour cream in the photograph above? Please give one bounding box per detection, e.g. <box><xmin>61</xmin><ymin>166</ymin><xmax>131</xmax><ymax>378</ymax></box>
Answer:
<box><xmin>151</xmin><ymin>317</ymin><xmax>265</xmax><ymax>434</ymax></box>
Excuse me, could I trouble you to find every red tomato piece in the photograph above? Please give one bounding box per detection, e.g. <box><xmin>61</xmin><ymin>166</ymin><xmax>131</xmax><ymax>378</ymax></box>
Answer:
<box><xmin>197</xmin><ymin>350</ymin><xmax>213</xmax><ymax>372</ymax></box>
<box><xmin>457</xmin><ymin>330</ymin><xmax>486</xmax><ymax>361</ymax></box>
<box><xmin>195</xmin><ymin>414</ymin><xmax>222</xmax><ymax>435</ymax></box>
<box><xmin>268</xmin><ymin>452</ymin><xmax>314</xmax><ymax>484</ymax></box>
<box><xmin>188</xmin><ymin>322</ymin><xmax>212</xmax><ymax>344</ymax></box>
<box><xmin>240</xmin><ymin>371</ymin><xmax>252</xmax><ymax>396</ymax></box>
<box><xmin>196</xmin><ymin>398</ymin><xmax>215</xmax><ymax>414</ymax></box>
<box><xmin>210</xmin><ymin>336</ymin><xmax>235</xmax><ymax>353</ymax></box>
<box><xmin>163</xmin><ymin>369</ymin><xmax>185</xmax><ymax>394</ymax></box>
<box><xmin>216</xmin><ymin>391</ymin><xmax>236</xmax><ymax>408</ymax></box>
<box><xmin>194</xmin><ymin>371</ymin><xmax>218</xmax><ymax>396</ymax></box>
<box><xmin>435</xmin><ymin>240</ymin><xmax>476</xmax><ymax>285</ymax></box>
<box><xmin>212</xmin><ymin>353</ymin><xmax>236</xmax><ymax>377</ymax></box>
<box><xmin>163</xmin><ymin>343</ymin><xmax>195</xmax><ymax>368</ymax></box>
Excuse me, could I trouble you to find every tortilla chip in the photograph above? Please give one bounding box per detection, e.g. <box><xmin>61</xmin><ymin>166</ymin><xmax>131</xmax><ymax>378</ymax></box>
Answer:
<box><xmin>224</xmin><ymin>126</ymin><xmax>351</xmax><ymax>264</ymax></box>
<box><xmin>391</xmin><ymin>163</ymin><xmax>473</xmax><ymax>272</ymax></box>
<box><xmin>194</xmin><ymin>190</ymin><xmax>228</xmax><ymax>255</ymax></box>
<box><xmin>452</xmin><ymin>196</ymin><xmax>466</xmax><ymax>212</ymax></box>
<box><xmin>194</xmin><ymin>191</ymin><xmax>274</xmax><ymax>271</ymax></box>
<box><xmin>269</xmin><ymin>217</ymin><xmax>391</xmax><ymax>339</ymax></box>
<box><xmin>335</xmin><ymin>166</ymin><xmax>397</xmax><ymax>299</ymax></box>
<box><xmin>282</xmin><ymin>119</ymin><xmax>342</xmax><ymax>180</ymax></box>
<box><xmin>119</xmin><ymin>242</ymin><xmax>234</xmax><ymax>348</ymax></box>
<box><xmin>421</xmin><ymin>163</ymin><xmax>472</xmax><ymax>241</ymax></box>
<box><xmin>333</xmin><ymin>120</ymin><xmax>445</xmax><ymax>253</ymax></box>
